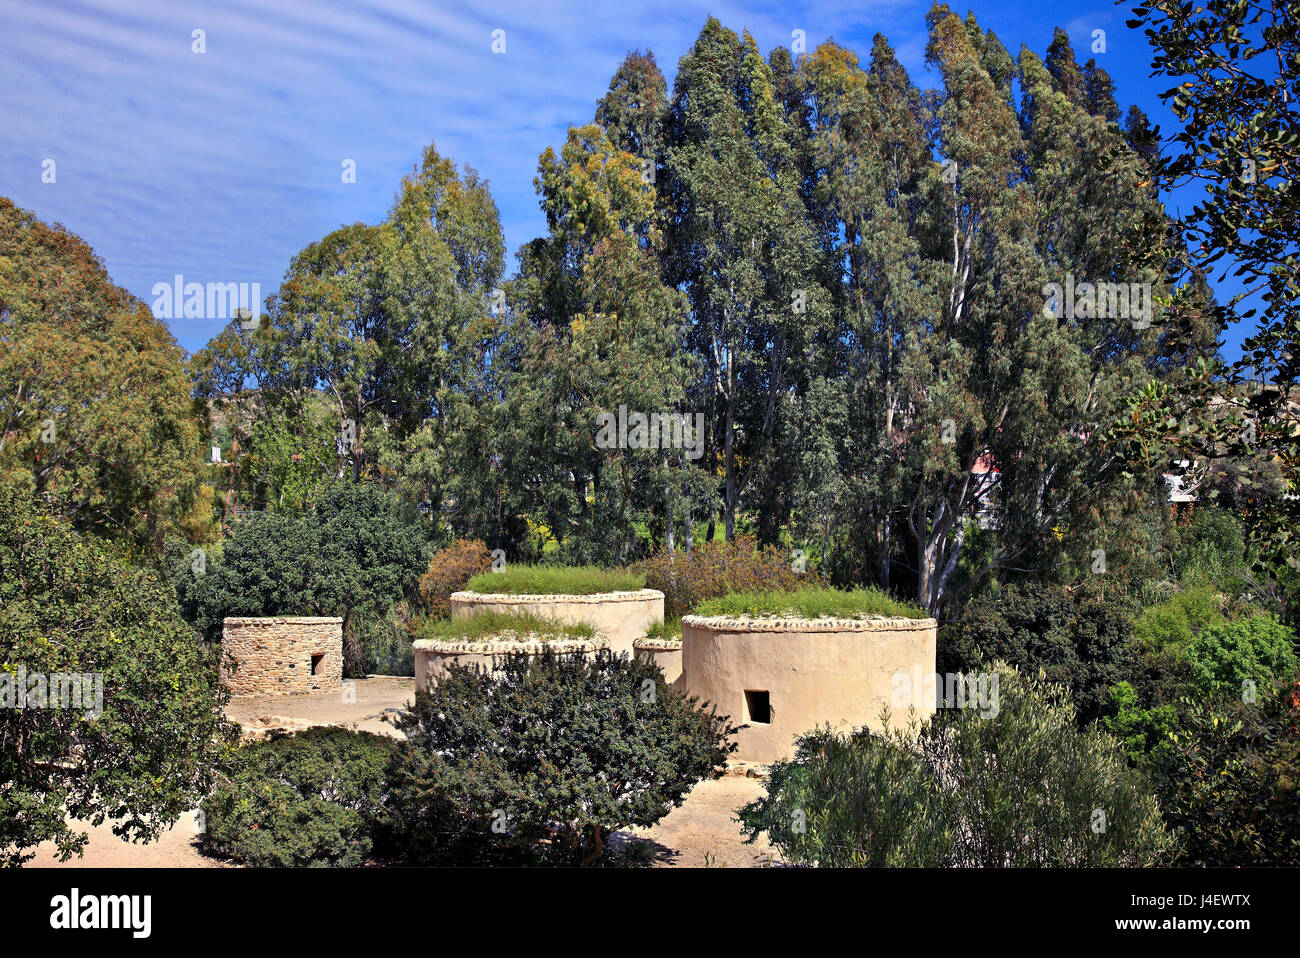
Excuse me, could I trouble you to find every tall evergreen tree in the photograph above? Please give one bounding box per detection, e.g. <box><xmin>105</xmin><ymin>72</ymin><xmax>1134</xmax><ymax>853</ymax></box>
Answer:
<box><xmin>663</xmin><ymin>18</ymin><xmax>831</xmax><ymax>542</ymax></box>
<box><xmin>506</xmin><ymin>122</ymin><xmax>696</xmax><ymax>562</ymax></box>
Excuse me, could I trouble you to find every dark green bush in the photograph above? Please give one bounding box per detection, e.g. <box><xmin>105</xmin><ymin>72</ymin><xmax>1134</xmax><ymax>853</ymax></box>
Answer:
<box><xmin>737</xmin><ymin>664</ymin><xmax>1171</xmax><ymax>866</ymax></box>
<box><xmin>200</xmin><ymin>727</ymin><xmax>398</xmax><ymax>867</ymax></box>
<box><xmin>387</xmin><ymin>650</ymin><xmax>737</xmax><ymax>865</ymax></box>
<box><xmin>0</xmin><ymin>482</ymin><xmax>235</xmax><ymax>867</ymax></box>
<box><xmin>938</xmin><ymin>582</ymin><xmax>1136</xmax><ymax>725</ymax></box>
<box><xmin>174</xmin><ymin>482</ymin><xmax>429</xmax><ymax>676</ymax></box>
<box><xmin>1148</xmin><ymin>681</ymin><xmax>1300</xmax><ymax>865</ymax></box>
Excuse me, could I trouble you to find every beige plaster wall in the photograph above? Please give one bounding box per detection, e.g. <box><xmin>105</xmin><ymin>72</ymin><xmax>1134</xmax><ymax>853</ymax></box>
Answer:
<box><xmin>221</xmin><ymin>617</ymin><xmax>343</xmax><ymax>697</ymax></box>
<box><xmin>680</xmin><ymin>614</ymin><xmax>937</xmax><ymax>763</ymax></box>
<box><xmin>633</xmin><ymin>637</ymin><xmax>683</xmax><ymax>685</ymax></box>
<box><xmin>449</xmin><ymin>589</ymin><xmax>664</xmax><ymax>657</ymax></box>
<box><xmin>412</xmin><ymin>636</ymin><xmax>605</xmax><ymax>691</ymax></box>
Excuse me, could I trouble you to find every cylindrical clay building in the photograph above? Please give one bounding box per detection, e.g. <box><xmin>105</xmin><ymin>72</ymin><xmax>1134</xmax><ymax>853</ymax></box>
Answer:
<box><xmin>680</xmin><ymin>613</ymin><xmax>938</xmax><ymax>763</ymax></box>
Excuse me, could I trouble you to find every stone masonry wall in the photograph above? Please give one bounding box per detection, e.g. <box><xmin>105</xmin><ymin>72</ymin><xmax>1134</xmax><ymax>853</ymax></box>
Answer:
<box><xmin>221</xmin><ymin>616</ymin><xmax>343</xmax><ymax>697</ymax></box>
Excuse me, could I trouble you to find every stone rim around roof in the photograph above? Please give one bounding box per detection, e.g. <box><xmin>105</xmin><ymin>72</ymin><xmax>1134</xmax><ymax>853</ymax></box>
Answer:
<box><xmin>633</xmin><ymin>636</ymin><xmax>683</xmax><ymax>650</ymax></box>
<box><xmin>412</xmin><ymin>636</ymin><xmax>608</xmax><ymax>654</ymax></box>
<box><xmin>451</xmin><ymin>588</ymin><xmax>664</xmax><ymax>603</ymax></box>
<box><xmin>222</xmin><ymin>616</ymin><xmax>344</xmax><ymax>624</ymax></box>
<box><xmin>681</xmin><ymin>614</ymin><xmax>936</xmax><ymax>632</ymax></box>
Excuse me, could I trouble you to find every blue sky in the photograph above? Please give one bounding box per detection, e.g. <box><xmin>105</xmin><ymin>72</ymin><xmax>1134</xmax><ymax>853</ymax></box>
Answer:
<box><xmin>1</xmin><ymin>0</ymin><xmax>1235</xmax><ymax>356</ymax></box>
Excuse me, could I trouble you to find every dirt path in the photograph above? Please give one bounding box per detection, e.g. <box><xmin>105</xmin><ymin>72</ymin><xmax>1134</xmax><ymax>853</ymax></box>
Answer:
<box><xmin>24</xmin><ymin>676</ymin><xmax>780</xmax><ymax>869</ymax></box>
<box><xmin>616</xmin><ymin>776</ymin><xmax>778</xmax><ymax>867</ymax></box>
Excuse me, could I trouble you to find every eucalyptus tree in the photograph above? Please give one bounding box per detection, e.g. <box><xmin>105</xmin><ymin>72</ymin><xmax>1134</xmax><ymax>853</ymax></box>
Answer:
<box><xmin>594</xmin><ymin>49</ymin><xmax>668</xmax><ymax>164</ymax></box>
<box><xmin>663</xmin><ymin>18</ymin><xmax>833</xmax><ymax>543</ymax></box>
<box><xmin>793</xmin><ymin>6</ymin><xmax>1190</xmax><ymax>614</ymax></box>
<box><xmin>507</xmin><ymin>121</ymin><xmax>697</xmax><ymax>562</ymax></box>
<box><xmin>191</xmin><ymin>142</ymin><xmax>506</xmax><ymax>514</ymax></box>
<box><xmin>380</xmin><ymin>144</ymin><xmax>507</xmax><ymax>520</ymax></box>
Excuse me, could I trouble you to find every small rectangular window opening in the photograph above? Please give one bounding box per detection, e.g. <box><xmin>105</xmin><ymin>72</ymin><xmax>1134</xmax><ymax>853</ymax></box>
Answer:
<box><xmin>311</xmin><ymin>653</ymin><xmax>325</xmax><ymax>676</ymax></box>
<box><xmin>744</xmin><ymin>690</ymin><xmax>771</xmax><ymax>724</ymax></box>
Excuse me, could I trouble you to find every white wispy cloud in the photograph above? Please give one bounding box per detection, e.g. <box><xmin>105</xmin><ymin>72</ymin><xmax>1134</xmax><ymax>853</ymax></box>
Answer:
<box><xmin>0</xmin><ymin>0</ymin><xmax>947</xmax><ymax>351</ymax></box>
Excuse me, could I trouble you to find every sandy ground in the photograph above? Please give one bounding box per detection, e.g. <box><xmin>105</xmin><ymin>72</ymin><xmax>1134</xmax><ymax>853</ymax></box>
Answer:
<box><xmin>224</xmin><ymin>674</ymin><xmax>414</xmax><ymax>739</ymax></box>
<box><xmin>24</xmin><ymin>676</ymin><xmax>778</xmax><ymax>869</ymax></box>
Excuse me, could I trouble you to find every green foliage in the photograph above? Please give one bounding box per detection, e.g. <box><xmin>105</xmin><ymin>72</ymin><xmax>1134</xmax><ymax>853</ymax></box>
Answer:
<box><xmin>1115</xmin><ymin>0</ymin><xmax>1300</xmax><ymax>575</ymax></box>
<box><xmin>737</xmin><ymin>664</ymin><xmax>1171</xmax><ymax>866</ymax></box>
<box><xmin>175</xmin><ymin>482</ymin><xmax>429</xmax><ymax>674</ymax></box>
<box><xmin>1183</xmin><ymin>615</ymin><xmax>1299</xmax><ymax>694</ymax></box>
<box><xmin>349</xmin><ymin>605</ymin><xmax>416</xmax><ymax>677</ymax></box>
<box><xmin>665</xmin><ymin>19</ymin><xmax>834</xmax><ymax>544</ymax></box>
<box><xmin>1169</xmin><ymin>507</ymin><xmax>1250</xmax><ymax>590</ymax></box>
<box><xmin>413</xmin><ymin>611</ymin><xmax>599</xmax><ymax>644</ymax></box>
<box><xmin>418</xmin><ymin>539</ymin><xmax>494</xmax><ymax>618</ymax></box>
<box><xmin>1103</xmin><ymin>681</ymin><xmax>1179</xmax><ymax>765</ymax></box>
<box><xmin>191</xmin><ymin>141</ymin><xmax>506</xmax><ymax>513</ymax></box>
<box><xmin>938</xmin><ymin>582</ymin><xmax>1137</xmax><ymax>725</ymax></box>
<box><xmin>503</xmin><ymin>117</ymin><xmax>698</xmax><ymax>564</ymax></box>
<box><xmin>1131</xmin><ymin>585</ymin><xmax>1224</xmax><ymax>650</ymax></box>
<box><xmin>243</xmin><ymin>404</ymin><xmax>335</xmax><ymax>511</ymax></box>
<box><xmin>692</xmin><ymin>586</ymin><xmax>925</xmax><ymax>620</ymax></box>
<box><xmin>1148</xmin><ymin>684</ymin><xmax>1300</xmax><ymax>866</ymax></box>
<box><xmin>200</xmin><ymin>727</ymin><xmax>398</xmax><ymax>867</ymax></box>
<box><xmin>794</xmin><ymin>8</ymin><xmax>1183</xmax><ymax>613</ymax></box>
<box><xmin>644</xmin><ymin>617</ymin><xmax>682</xmax><ymax>640</ymax></box>
<box><xmin>464</xmin><ymin>564</ymin><xmax>643</xmax><ymax>595</ymax></box>
<box><xmin>388</xmin><ymin>650</ymin><xmax>737</xmax><ymax>865</ymax></box>
<box><xmin>0</xmin><ymin>482</ymin><xmax>235</xmax><ymax>866</ymax></box>
<box><xmin>634</xmin><ymin>535</ymin><xmax>812</xmax><ymax>619</ymax></box>
<box><xmin>0</xmin><ymin>197</ymin><xmax>203</xmax><ymax>555</ymax></box>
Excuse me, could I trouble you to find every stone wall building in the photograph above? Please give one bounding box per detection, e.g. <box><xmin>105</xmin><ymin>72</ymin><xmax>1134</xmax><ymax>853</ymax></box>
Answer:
<box><xmin>221</xmin><ymin>616</ymin><xmax>343</xmax><ymax>696</ymax></box>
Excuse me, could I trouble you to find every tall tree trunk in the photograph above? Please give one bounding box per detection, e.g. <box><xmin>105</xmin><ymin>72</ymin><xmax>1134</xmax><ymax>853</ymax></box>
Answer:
<box><xmin>663</xmin><ymin>451</ymin><xmax>675</xmax><ymax>555</ymax></box>
<box><xmin>724</xmin><ymin>353</ymin><xmax>736</xmax><ymax>541</ymax></box>
<box><xmin>681</xmin><ymin>456</ymin><xmax>693</xmax><ymax>553</ymax></box>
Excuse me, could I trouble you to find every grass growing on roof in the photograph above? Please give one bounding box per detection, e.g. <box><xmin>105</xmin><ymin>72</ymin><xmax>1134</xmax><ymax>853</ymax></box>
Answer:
<box><xmin>644</xmin><ymin>617</ymin><xmax>683</xmax><ymax>641</ymax></box>
<box><xmin>691</xmin><ymin>586</ymin><xmax>927</xmax><ymax>621</ymax></box>
<box><xmin>414</xmin><ymin>611</ymin><xmax>600</xmax><ymax>644</ymax></box>
<box><xmin>464</xmin><ymin>564</ymin><xmax>644</xmax><ymax>595</ymax></box>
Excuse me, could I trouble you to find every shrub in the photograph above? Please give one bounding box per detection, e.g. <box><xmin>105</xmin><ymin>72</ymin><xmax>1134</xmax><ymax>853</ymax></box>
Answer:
<box><xmin>938</xmin><ymin>582</ymin><xmax>1136</xmax><ymax>725</ymax></box>
<box><xmin>737</xmin><ymin>664</ymin><xmax>1172</xmax><ymax>867</ymax></box>
<box><xmin>413</xmin><ymin>611</ymin><xmax>600</xmax><ymax>644</ymax></box>
<box><xmin>634</xmin><ymin>535</ymin><xmax>815</xmax><ymax>619</ymax></box>
<box><xmin>691</xmin><ymin>586</ymin><xmax>926</xmax><ymax>620</ymax></box>
<box><xmin>350</xmin><ymin>604</ymin><xmax>416</xmax><ymax>677</ymax></box>
<box><xmin>1131</xmin><ymin>585</ymin><xmax>1223</xmax><ymax>650</ymax></box>
<box><xmin>387</xmin><ymin>650</ymin><xmax>738</xmax><ymax>865</ymax></box>
<box><xmin>0</xmin><ymin>483</ymin><xmax>235</xmax><ymax>866</ymax></box>
<box><xmin>1103</xmin><ymin>681</ymin><xmax>1180</xmax><ymax>765</ymax></box>
<box><xmin>1168</xmin><ymin>507</ymin><xmax>1250</xmax><ymax>591</ymax></box>
<box><xmin>175</xmin><ymin>482</ymin><xmax>429</xmax><ymax>676</ymax></box>
<box><xmin>1149</xmin><ymin>682</ymin><xmax>1300</xmax><ymax>865</ymax></box>
<box><xmin>1182</xmin><ymin>614</ymin><xmax>1299</xmax><ymax>693</ymax></box>
<box><xmin>418</xmin><ymin>539</ymin><xmax>494</xmax><ymax>618</ymax></box>
<box><xmin>200</xmin><ymin>727</ymin><xmax>398</xmax><ymax>867</ymax></box>
<box><xmin>463</xmin><ymin>564</ymin><xmax>643</xmax><ymax>595</ymax></box>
